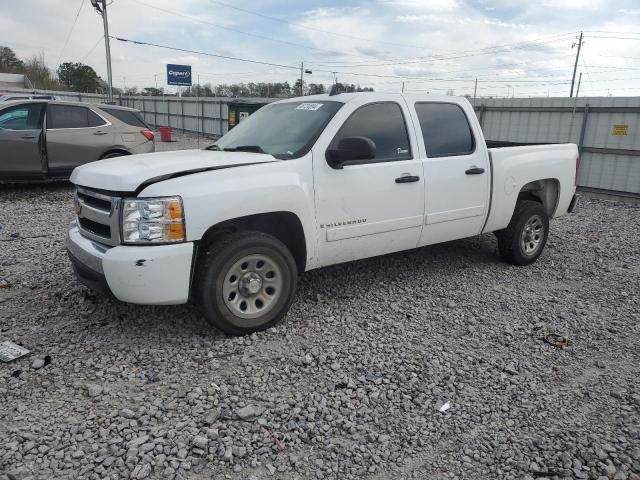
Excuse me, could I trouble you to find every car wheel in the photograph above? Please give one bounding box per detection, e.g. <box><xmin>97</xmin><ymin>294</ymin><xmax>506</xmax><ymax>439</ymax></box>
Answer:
<box><xmin>196</xmin><ymin>231</ymin><xmax>298</xmax><ymax>335</ymax></box>
<box><xmin>101</xmin><ymin>152</ymin><xmax>128</xmax><ymax>159</ymax></box>
<box><xmin>496</xmin><ymin>200</ymin><xmax>549</xmax><ymax>266</ymax></box>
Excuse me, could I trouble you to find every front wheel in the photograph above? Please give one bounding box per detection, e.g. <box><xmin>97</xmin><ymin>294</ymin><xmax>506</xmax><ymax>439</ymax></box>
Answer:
<box><xmin>496</xmin><ymin>200</ymin><xmax>549</xmax><ymax>266</ymax></box>
<box><xmin>195</xmin><ymin>232</ymin><xmax>298</xmax><ymax>335</ymax></box>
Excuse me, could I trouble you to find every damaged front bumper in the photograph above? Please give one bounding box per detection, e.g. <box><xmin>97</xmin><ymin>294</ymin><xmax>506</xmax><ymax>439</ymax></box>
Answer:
<box><xmin>65</xmin><ymin>222</ymin><xmax>193</xmax><ymax>305</ymax></box>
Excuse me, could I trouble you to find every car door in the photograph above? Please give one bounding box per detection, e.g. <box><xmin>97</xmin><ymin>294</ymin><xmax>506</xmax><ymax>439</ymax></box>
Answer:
<box><xmin>312</xmin><ymin>98</ymin><xmax>425</xmax><ymax>267</ymax></box>
<box><xmin>0</xmin><ymin>102</ymin><xmax>46</xmax><ymax>179</ymax></box>
<box><xmin>45</xmin><ymin>104</ymin><xmax>113</xmax><ymax>176</ymax></box>
<box><xmin>409</xmin><ymin>100</ymin><xmax>491</xmax><ymax>246</ymax></box>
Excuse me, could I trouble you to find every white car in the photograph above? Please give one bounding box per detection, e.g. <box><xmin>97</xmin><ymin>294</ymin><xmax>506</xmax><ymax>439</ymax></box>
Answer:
<box><xmin>66</xmin><ymin>93</ymin><xmax>579</xmax><ymax>335</ymax></box>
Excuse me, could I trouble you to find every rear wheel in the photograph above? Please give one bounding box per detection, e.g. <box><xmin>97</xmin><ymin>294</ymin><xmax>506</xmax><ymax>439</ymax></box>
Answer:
<box><xmin>196</xmin><ymin>232</ymin><xmax>298</xmax><ymax>335</ymax></box>
<box><xmin>101</xmin><ymin>151</ymin><xmax>128</xmax><ymax>159</ymax></box>
<box><xmin>496</xmin><ymin>200</ymin><xmax>549</xmax><ymax>266</ymax></box>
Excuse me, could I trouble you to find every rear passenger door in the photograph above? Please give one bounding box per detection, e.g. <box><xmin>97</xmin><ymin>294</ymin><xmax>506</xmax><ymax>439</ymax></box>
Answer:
<box><xmin>313</xmin><ymin>98</ymin><xmax>425</xmax><ymax>267</ymax></box>
<box><xmin>0</xmin><ymin>102</ymin><xmax>46</xmax><ymax>179</ymax></box>
<box><xmin>45</xmin><ymin>104</ymin><xmax>113</xmax><ymax>176</ymax></box>
<box><xmin>410</xmin><ymin>101</ymin><xmax>490</xmax><ymax>246</ymax></box>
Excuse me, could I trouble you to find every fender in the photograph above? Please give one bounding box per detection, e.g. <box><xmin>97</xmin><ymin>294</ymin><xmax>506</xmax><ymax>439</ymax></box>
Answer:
<box><xmin>138</xmin><ymin>155</ymin><xmax>318</xmax><ymax>269</ymax></box>
<box><xmin>483</xmin><ymin>144</ymin><xmax>577</xmax><ymax>233</ymax></box>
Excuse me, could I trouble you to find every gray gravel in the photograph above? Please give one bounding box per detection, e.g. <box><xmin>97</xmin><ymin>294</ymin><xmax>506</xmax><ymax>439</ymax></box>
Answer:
<box><xmin>0</xmin><ymin>179</ymin><xmax>639</xmax><ymax>480</ymax></box>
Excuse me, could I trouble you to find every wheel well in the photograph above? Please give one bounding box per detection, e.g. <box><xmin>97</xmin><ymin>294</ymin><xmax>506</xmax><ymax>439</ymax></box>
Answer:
<box><xmin>199</xmin><ymin>212</ymin><xmax>307</xmax><ymax>272</ymax></box>
<box><xmin>518</xmin><ymin>179</ymin><xmax>560</xmax><ymax>217</ymax></box>
<box><xmin>100</xmin><ymin>149</ymin><xmax>130</xmax><ymax>159</ymax></box>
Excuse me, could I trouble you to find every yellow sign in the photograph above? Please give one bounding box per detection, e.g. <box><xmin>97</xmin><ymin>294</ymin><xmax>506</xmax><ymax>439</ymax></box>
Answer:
<box><xmin>612</xmin><ymin>124</ymin><xmax>628</xmax><ymax>136</ymax></box>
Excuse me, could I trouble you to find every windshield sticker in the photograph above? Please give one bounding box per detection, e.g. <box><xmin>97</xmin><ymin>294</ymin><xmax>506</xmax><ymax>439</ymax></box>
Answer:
<box><xmin>296</xmin><ymin>103</ymin><xmax>323</xmax><ymax>111</ymax></box>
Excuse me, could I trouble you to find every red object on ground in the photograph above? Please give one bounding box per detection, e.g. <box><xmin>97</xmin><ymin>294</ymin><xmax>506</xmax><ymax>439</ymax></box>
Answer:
<box><xmin>159</xmin><ymin>126</ymin><xmax>172</xmax><ymax>142</ymax></box>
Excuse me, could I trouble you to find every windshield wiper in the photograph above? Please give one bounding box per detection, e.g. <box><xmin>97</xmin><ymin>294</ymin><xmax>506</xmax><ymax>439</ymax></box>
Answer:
<box><xmin>222</xmin><ymin>145</ymin><xmax>266</xmax><ymax>154</ymax></box>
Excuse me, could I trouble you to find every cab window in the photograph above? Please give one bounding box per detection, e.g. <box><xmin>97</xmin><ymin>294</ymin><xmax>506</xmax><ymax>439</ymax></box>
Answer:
<box><xmin>329</xmin><ymin>102</ymin><xmax>412</xmax><ymax>162</ymax></box>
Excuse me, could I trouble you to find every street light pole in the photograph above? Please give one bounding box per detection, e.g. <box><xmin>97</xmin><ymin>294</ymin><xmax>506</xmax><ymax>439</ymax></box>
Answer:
<box><xmin>91</xmin><ymin>0</ymin><xmax>113</xmax><ymax>103</ymax></box>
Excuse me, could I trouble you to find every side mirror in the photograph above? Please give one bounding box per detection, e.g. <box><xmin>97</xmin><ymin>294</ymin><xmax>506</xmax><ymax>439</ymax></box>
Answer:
<box><xmin>326</xmin><ymin>136</ymin><xmax>376</xmax><ymax>169</ymax></box>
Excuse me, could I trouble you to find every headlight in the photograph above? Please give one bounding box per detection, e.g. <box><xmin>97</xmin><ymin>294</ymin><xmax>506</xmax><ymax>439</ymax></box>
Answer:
<box><xmin>121</xmin><ymin>196</ymin><xmax>185</xmax><ymax>244</ymax></box>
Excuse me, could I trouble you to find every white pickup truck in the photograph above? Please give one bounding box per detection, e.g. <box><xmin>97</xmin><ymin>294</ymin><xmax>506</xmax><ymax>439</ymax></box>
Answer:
<box><xmin>66</xmin><ymin>93</ymin><xmax>579</xmax><ymax>335</ymax></box>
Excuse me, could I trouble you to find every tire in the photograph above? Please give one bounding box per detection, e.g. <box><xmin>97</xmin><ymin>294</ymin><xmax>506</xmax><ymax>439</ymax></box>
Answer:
<box><xmin>195</xmin><ymin>231</ymin><xmax>298</xmax><ymax>335</ymax></box>
<box><xmin>496</xmin><ymin>200</ymin><xmax>549</xmax><ymax>266</ymax></box>
<box><xmin>101</xmin><ymin>152</ymin><xmax>128</xmax><ymax>159</ymax></box>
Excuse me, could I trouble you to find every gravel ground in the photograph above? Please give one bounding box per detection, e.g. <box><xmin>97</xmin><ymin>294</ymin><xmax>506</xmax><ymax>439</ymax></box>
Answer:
<box><xmin>0</xmin><ymin>173</ymin><xmax>639</xmax><ymax>480</ymax></box>
<box><xmin>152</xmin><ymin>130</ymin><xmax>216</xmax><ymax>152</ymax></box>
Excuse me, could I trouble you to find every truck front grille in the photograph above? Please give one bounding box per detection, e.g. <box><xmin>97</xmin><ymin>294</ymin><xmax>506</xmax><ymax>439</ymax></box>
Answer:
<box><xmin>75</xmin><ymin>187</ymin><xmax>121</xmax><ymax>246</ymax></box>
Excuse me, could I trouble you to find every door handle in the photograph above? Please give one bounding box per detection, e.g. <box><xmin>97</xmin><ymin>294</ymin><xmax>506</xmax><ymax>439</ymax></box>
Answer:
<box><xmin>465</xmin><ymin>166</ymin><xmax>485</xmax><ymax>175</ymax></box>
<box><xmin>93</xmin><ymin>131</ymin><xmax>108</xmax><ymax>136</ymax></box>
<box><xmin>395</xmin><ymin>175</ymin><xmax>420</xmax><ymax>183</ymax></box>
<box><xmin>20</xmin><ymin>135</ymin><xmax>37</xmax><ymax>139</ymax></box>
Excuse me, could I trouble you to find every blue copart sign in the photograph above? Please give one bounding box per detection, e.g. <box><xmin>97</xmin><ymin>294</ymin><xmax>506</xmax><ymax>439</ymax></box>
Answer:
<box><xmin>167</xmin><ymin>64</ymin><xmax>192</xmax><ymax>86</ymax></box>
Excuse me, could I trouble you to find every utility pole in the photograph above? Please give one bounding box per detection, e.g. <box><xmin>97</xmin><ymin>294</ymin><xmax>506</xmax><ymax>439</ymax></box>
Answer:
<box><xmin>570</xmin><ymin>31</ymin><xmax>584</xmax><ymax>98</ymax></box>
<box><xmin>299</xmin><ymin>61</ymin><xmax>312</xmax><ymax>97</ymax></box>
<box><xmin>90</xmin><ymin>0</ymin><xmax>114</xmax><ymax>103</ymax></box>
<box><xmin>473</xmin><ymin>78</ymin><xmax>478</xmax><ymax>106</ymax></box>
<box><xmin>300</xmin><ymin>62</ymin><xmax>304</xmax><ymax>97</ymax></box>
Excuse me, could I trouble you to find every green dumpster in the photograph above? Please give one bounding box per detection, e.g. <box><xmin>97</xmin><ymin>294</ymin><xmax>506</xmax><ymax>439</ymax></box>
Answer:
<box><xmin>227</xmin><ymin>100</ymin><xmax>271</xmax><ymax>130</ymax></box>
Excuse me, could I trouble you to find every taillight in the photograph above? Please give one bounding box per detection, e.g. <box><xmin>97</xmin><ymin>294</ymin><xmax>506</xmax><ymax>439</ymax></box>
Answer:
<box><xmin>141</xmin><ymin>130</ymin><xmax>154</xmax><ymax>141</ymax></box>
<box><xmin>575</xmin><ymin>156</ymin><xmax>580</xmax><ymax>184</ymax></box>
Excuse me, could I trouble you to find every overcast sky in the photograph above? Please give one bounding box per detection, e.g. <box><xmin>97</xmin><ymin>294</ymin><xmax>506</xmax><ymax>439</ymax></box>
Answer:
<box><xmin>2</xmin><ymin>0</ymin><xmax>640</xmax><ymax>97</ymax></box>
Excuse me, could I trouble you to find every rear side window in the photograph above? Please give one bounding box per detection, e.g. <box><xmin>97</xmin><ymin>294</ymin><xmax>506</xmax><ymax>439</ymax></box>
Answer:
<box><xmin>48</xmin><ymin>105</ymin><xmax>98</xmax><ymax>129</ymax></box>
<box><xmin>101</xmin><ymin>108</ymin><xmax>148</xmax><ymax>128</ymax></box>
<box><xmin>87</xmin><ymin>109</ymin><xmax>107</xmax><ymax>127</ymax></box>
<box><xmin>330</xmin><ymin>102</ymin><xmax>411</xmax><ymax>161</ymax></box>
<box><xmin>415</xmin><ymin>103</ymin><xmax>475</xmax><ymax>157</ymax></box>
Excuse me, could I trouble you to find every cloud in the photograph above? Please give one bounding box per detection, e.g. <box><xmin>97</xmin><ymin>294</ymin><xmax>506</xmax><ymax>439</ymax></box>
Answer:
<box><xmin>381</xmin><ymin>0</ymin><xmax>459</xmax><ymax>12</ymax></box>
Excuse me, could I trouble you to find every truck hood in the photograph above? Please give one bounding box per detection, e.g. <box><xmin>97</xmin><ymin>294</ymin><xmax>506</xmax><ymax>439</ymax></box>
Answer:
<box><xmin>70</xmin><ymin>149</ymin><xmax>279</xmax><ymax>193</ymax></box>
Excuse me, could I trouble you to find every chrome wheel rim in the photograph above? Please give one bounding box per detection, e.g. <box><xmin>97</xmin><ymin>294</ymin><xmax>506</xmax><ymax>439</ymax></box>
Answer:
<box><xmin>521</xmin><ymin>215</ymin><xmax>544</xmax><ymax>256</ymax></box>
<box><xmin>222</xmin><ymin>254</ymin><xmax>283</xmax><ymax>319</ymax></box>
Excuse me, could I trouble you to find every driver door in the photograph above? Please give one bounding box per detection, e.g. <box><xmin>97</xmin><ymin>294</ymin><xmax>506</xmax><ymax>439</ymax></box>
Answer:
<box><xmin>0</xmin><ymin>102</ymin><xmax>46</xmax><ymax>179</ymax></box>
<box><xmin>312</xmin><ymin>97</ymin><xmax>425</xmax><ymax>267</ymax></box>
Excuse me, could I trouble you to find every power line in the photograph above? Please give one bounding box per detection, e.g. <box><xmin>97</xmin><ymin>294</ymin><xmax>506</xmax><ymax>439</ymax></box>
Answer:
<box><xmin>307</xmin><ymin>33</ymin><xmax>578</xmax><ymax>68</ymax></box>
<box><xmin>201</xmin><ymin>0</ymin><xmax>462</xmax><ymax>52</ymax></box>
<box><xmin>111</xmin><ymin>36</ymin><xmax>300</xmax><ymax>70</ymax></box>
<box><xmin>80</xmin><ymin>36</ymin><xmax>103</xmax><ymax>63</ymax></box>
<box><xmin>126</xmin><ymin>0</ymin><xmax>322</xmax><ymax>52</ymax></box>
<box><xmin>55</xmin><ymin>0</ymin><xmax>85</xmax><ymax>71</ymax></box>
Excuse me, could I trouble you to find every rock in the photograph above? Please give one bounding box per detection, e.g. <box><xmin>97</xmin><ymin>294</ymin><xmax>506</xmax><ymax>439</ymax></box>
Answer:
<box><xmin>120</xmin><ymin>408</ymin><xmax>136</xmax><ymax>419</ymax></box>
<box><xmin>236</xmin><ymin>405</ymin><xmax>264</xmax><ymax>420</ymax></box>
<box><xmin>131</xmin><ymin>463</ymin><xmax>152</xmax><ymax>479</ymax></box>
<box><xmin>128</xmin><ymin>435</ymin><xmax>150</xmax><ymax>448</ymax></box>
<box><xmin>86</xmin><ymin>384</ymin><xmax>103</xmax><ymax>398</ymax></box>
<box><xmin>31</xmin><ymin>358</ymin><xmax>45</xmax><ymax>370</ymax></box>
<box><xmin>192</xmin><ymin>435</ymin><xmax>208</xmax><ymax>449</ymax></box>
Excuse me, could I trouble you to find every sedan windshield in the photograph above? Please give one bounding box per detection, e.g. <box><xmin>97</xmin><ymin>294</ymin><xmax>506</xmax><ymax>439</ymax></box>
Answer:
<box><xmin>211</xmin><ymin>101</ymin><xmax>343</xmax><ymax>159</ymax></box>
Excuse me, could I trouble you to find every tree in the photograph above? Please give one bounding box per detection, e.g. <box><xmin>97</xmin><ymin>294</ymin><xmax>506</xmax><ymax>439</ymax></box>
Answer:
<box><xmin>22</xmin><ymin>54</ymin><xmax>61</xmax><ymax>90</ymax></box>
<box><xmin>0</xmin><ymin>46</ymin><xmax>24</xmax><ymax>73</ymax></box>
<box><xmin>57</xmin><ymin>62</ymin><xmax>100</xmax><ymax>92</ymax></box>
<box><xmin>308</xmin><ymin>83</ymin><xmax>326</xmax><ymax>95</ymax></box>
<box><xmin>143</xmin><ymin>87</ymin><xmax>164</xmax><ymax>96</ymax></box>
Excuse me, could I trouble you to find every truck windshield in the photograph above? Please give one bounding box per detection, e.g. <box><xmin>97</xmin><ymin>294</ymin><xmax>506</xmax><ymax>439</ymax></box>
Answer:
<box><xmin>210</xmin><ymin>101</ymin><xmax>343</xmax><ymax>159</ymax></box>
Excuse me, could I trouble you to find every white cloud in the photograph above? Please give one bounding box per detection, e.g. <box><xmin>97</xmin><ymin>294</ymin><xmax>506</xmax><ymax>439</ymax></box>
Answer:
<box><xmin>381</xmin><ymin>0</ymin><xmax>459</xmax><ymax>12</ymax></box>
